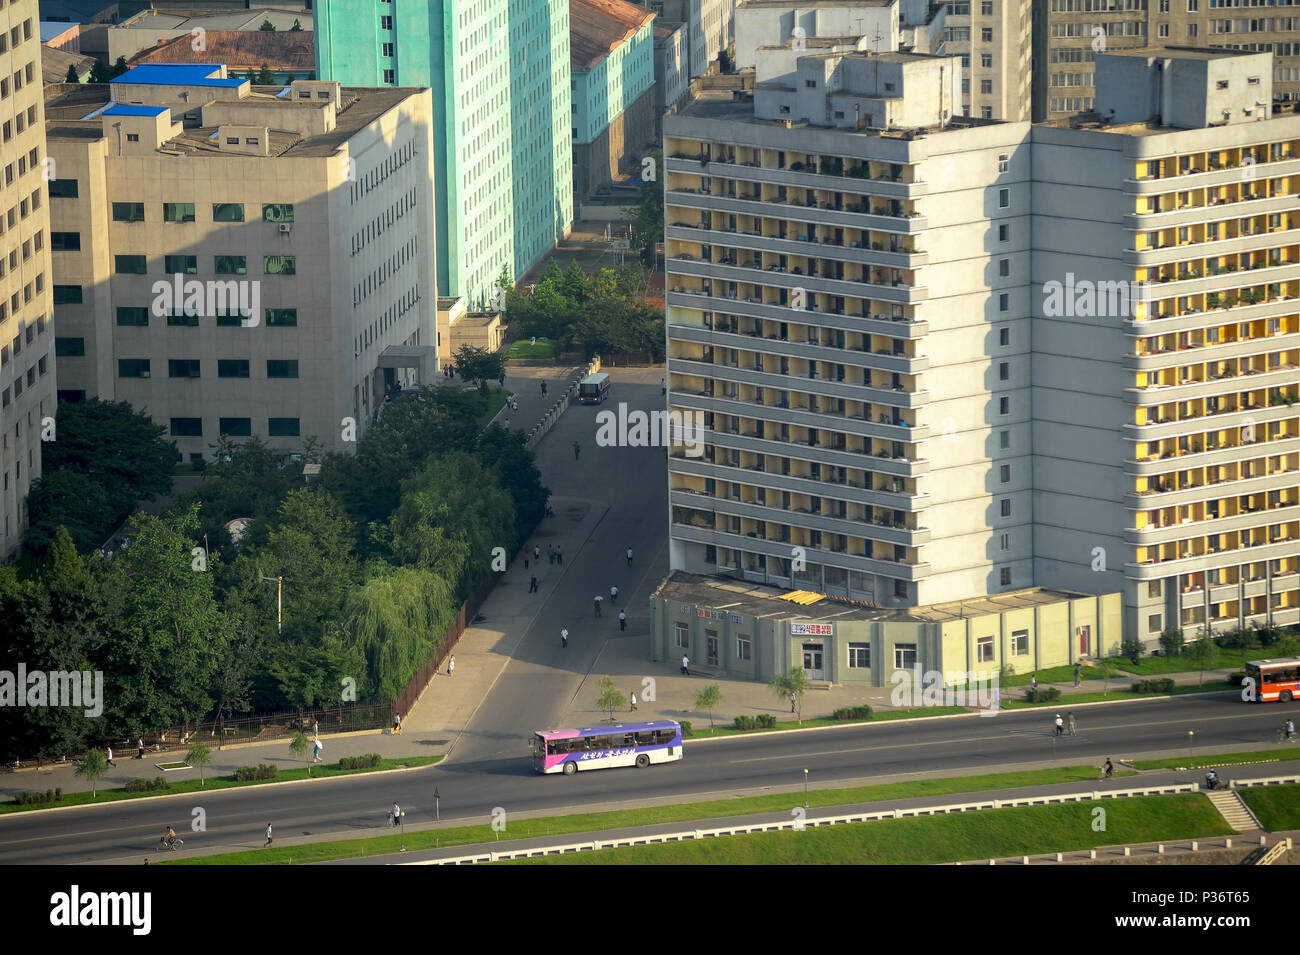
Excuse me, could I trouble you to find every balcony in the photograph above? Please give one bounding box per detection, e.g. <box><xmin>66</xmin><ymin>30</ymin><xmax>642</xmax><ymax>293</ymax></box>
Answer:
<box><xmin>665</xmin><ymin>223</ymin><xmax>928</xmax><ymax>268</ymax></box>
<box><xmin>1125</xmin><ymin>294</ymin><xmax>1300</xmax><ymax>335</ymax></box>
<box><xmin>669</xmin><ymin>455</ymin><xmax>925</xmax><ymax>511</ymax></box>
<box><xmin>1126</xmin><ymin>363</ymin><xmax>1300</xmax><ymax>405</ymax></box>
<box><xmin>667</xmin><ymin>188</ymin><xmax>928</xmax><ymax>234</ymax></box>
<box><xmin>1126</xmin><ymin>539</ymin><xmax>1300</xmax><ymax>579</ymax></box>
<box><xmin>669</xmin><ymin>523</ymin><xmax>932</xmax><ymax>580</ymax></box>
<box><xmin>665</xmin><ymin>290</ymin><xmax>930</xmax><ymax>338</ymax></box>
<box><xmin>1125</xmin><ymin>332</ymin><xmax>1300</xmax><ymax>373</ymax></box>
<box><xmin>665</xmin><ymin>155</ymin><xmax>925</xmax><ymax>199</ymax></box>
<box><xmin>701</xmin><ymin>428</ymin><xmax>932</xmax><ymax>482</ymax></box>
<box><xmin>670</xmin><ymin>490</ymin><xmax>931</xmax><ymax>546</ymax></box>
<box><xmin>1123</xmin><ymin>154</ymin><xmax>1300</xmax><ymax>196</ymax></box>
<box><xmin>1123</xmin><ymin>226</ymin><xmax>1300</xmax><ymax>268</ymax></box>
<box><xmin>669</xmin><ymin>324</ymin><xmax>928</xmax><ymax>374</ymax></box>
<box><xmin>670</xmin><ymin>257</ymin><xmax>928</xmax><ymax>305</ymax></box>
<box><xmin>1125</xmin><ymin>502</ymin><xmax>1300</xmax><ymax>546</ymax></box>
<box><xmin>1125</xmin><ymin>432</ymin><xmax>1300</xmax><ymax>477</ymax></box>
<box><xmin>1126</xmin><ymin>192</ymin><xmax>1299</xmax><ymax>230</ymax></box>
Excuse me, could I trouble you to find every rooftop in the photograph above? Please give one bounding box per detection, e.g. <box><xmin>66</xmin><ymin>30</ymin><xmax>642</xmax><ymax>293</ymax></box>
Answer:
<box><xmin>570</xmin><ymin>0</ymin><xmax>655</xmax><ymax>72</ymax></box>
<box><xmin>738</xmin><ymin>0</ymin><xmax>892</xmax><ymax>6</ymax></box>
<box><xmin>40</xmin><ymin>46</ymin><xmax>97</xmax><ymax>86</ymax></box>
<box><xmin>1100</xmin><ymin>45</ymin><xmax>1266</xmax><ymax>61</ymax></box>
<box><xmin>115</xmin><ymin>7</ymin><xmax>310</xmax><ymax>33</ymax></box>
<box><xmin>129</xmin><ymin>30</ymin><xmax>315</xmax><ymax>73</ymax></box>
<box><xmin>113</xmin><ymin>63</ymin><xmax>246</xmax><ymax>88</ymax></box>
<box><xmin>40</xmin><ymin>21</ymin><xmax>78</xmax><ymax>41</ymax></box>
<box><xmin>102</xmin><ymin>104</ymin><xmax>169</xmax><ymax>117</ymax></box>
<box><xmin>654</xmin><ymin>572</ymin><xmax>1098</xmax><ymax>624</ymax></box>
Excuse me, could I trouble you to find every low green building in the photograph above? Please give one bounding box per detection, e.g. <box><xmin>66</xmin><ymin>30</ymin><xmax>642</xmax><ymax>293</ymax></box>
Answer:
<box><xmin>649</xmin><ymin>571</ymin><xmax>1124</xmax><ymax>686</ymax></box>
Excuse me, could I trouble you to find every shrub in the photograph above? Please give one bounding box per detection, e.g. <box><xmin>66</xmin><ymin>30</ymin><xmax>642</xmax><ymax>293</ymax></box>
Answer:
<box><xmin>755</xmin><ymin>713</ymin><xmax>777</xmax><ymax>728</ymax></box>
<box><xmin>15</xmin><ymin>790</ymin><xmax>62</xmax><ymax>805</ymax></box>
<box><xmin>1158</xmin><ymin>628</ymin><xmax>1185</xmax><ymax>658</ymax></box>
<box><xmin>679</xmin><ymin>720</ymin><xmax>692</xmax><ymax>737</ymax></box>
<box><xmin>234</xmin><ymin>763</ymin><xmax>278</xmax><ymax>782</ymax></box>
<box><xmin>1228</xmin><ymin>671</ymin><xmax>1248</xmax><ymax>687</ymax></box>
<box><xmin>832</xmin><ymin>705</ymin><xmax>874</xmax><ymax>721</ymax></box>
<box><xmin>338</xmin><ymin>753</ymin><xmax>383</xmax><ymax>770</ymax></box>
<box><xmin>123</xmin><ymin>776</ymin><xmax>170</xmax><ymax>793</ymax></box>
<box><xmin>1121</xmin><ymin>638</ymin><xmax>1144</xmax><ymax>664</ymax></box>
<box><xmin>733</xmin><ymin>715</ymin><xmax>755</xmax><ymax>730</ymax></box>
<box><xmin>1132</xmin><ymin>678</ymin><xmax>1176</xmax><ymax>693</ymax></box>
<box><xmin>1024</xmin><ymin>686</ymin><xmax>1061</xmax><ymax>703</ymax></box>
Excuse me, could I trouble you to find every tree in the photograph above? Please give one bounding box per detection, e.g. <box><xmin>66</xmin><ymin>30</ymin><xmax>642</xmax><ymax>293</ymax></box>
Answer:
<box><xmin>1095</xmin><ymin>656</ymin><xmax>1118</xmax><ymax>695</ymax></box>
<box><xmin>65</xmin><ymin>63</ymin><xmax>81</xmax><ymax>84</ymax></box>
<box><xmin>111</xmin><ymin>56</ymin><xmax>129</xmax><ymax>78</ymax></box>
<box><xmin>187</xmin><ymin>742</ymin><xmax>212</xmax><ymax>787</ymax></box>
<box><xmin>88</xmin><ymin>59</ymin><xmax>111</xmax><ymax>84</ymax></box>
<box><xmin>453</xmin><ymin>344</ymin><xmax>505</xmax><ymax>386</ymax></box>
<box><xmin>255</xmin><ymin>64</ymin><xmax>275</xmax><ymax>85</ymax></box>
<box><xmin>288</xmin><ymin>730</ymin><xmax>311</xmax><ymax>773</ymax></box>
<box><xmin>25</xmin><ymin>470</ymin><xmax>114</xmax><ymax>553</ymax></box>
<box><xmin>694</xmin><ymin>684</ymin><xmax>722</xmax><ymax>730</ymax></box>
<box><xmin>596</xmin><ymin>676</ymin><xmax>624</xmax><ymax>721</ymax></box>
<box><xmin>291</xmin><ymin>18</ymin><xmax>303</xmax><ymax>30</ymax></box>
<box><xmin>770</xmin><ymin>668</ymin><xmax>809</xmax><ymax>724</ymax></box>
<box><xmin>1158</xmin><ymin>627</ymin><xmax>1186</xmax><ymax>658</ymax></box>
<box><xmin>344</xmin><ymin>566</ymin><xmax>457</xmax><ymax>702</ymax></box>
<box><xmin>259</xmin><ymin>18</ymin><xmax>276</xmax><ymax>31</ymax></box>
<box><xmin>1185</xmin><ymin>631</ymin><xmax>1217</xmax><ymax>687</ymax></box>
<box><xmin>1121</xmin><ymin>637</ymin><xmax>1144</xmax><ymax>665</ymax></box>
<box><xmin>76</xmin><ymin>748</ymin><xmax>107</xmax><ymax>798</ymax></box>
<box><xmin>624</xmin><ymin>149</ymin><xmax>664</xmax><ymax>260</ymax></box>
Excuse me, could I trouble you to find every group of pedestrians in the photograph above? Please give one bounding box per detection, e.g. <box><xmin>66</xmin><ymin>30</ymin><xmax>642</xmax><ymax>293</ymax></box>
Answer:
<box><xmin>1052</xmin><ymin>712</ymin><xmax>1079</xmax><ymax>737</ymax></box>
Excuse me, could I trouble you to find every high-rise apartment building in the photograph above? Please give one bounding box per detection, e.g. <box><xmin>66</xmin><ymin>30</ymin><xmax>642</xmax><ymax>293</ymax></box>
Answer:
<box><xmin>644</xmin><ymin>0</ymin><xmax>736</xmax><ymax>77</ymax></box>
<box><xmin>942</xmin><ymin>0</ymin><xmax>1034</xmax><ymax>119</ymax></box>
<box><xmin>1032</xmin><ymin>0</ymin><xmax>1300</xmax><ymax>121</ymax></box>
<box><xmin>44</xmin><ymin>65</ymin><xmax>437</xmax><ymax>461</ymax></box>
<box><xmin>663</xmin><ymin>45</ymin><xmax>1299</xmax><ymax>641</ymax></box>
<box><xmin>0</xmin><ymin>0</ymin><xmax>57</xmax><ymax>559</ymax></box>
<box><xmin>315</xmin><ymin>0</ymin><xmax>572</xmax><ymax>307</ymax></box>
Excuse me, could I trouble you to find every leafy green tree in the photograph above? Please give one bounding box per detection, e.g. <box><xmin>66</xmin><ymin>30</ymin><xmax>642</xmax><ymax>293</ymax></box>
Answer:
<box><xmin>65</xmin><ymin>63</ymin><xmax>81</xmax><ymax>84</ymax></box>
<box><xmin>474</xmin><ymin>428</ymin><xmax>549</xmax><ymax>544</ymax></box>
<box><xmin>452</xmin><ymin>344</ymin><xmax>504</xmax><ymax>386</ymax></box>
<box><xmin>259</xmin><ymin>18</ymin><xmax>276</xmax><ymax>30</ymax></box>
<box><xmin>694</xmin><ymin>684</ymin><xmax>722</xmax><ymax>730</ymax></box>
<box><xmin>561</xmin><ymin>261</ymin><xmax>592</xmax><ymax>304</ymax></box>
<box><xmin>625</xmin><ymin>149</ymin><xmax>664</xmax><ymax>261</ymax></box>
<box><xmin>291</xmin><ymin>18</ymin><xmax>303</xmax><ymax>30</ymax></box>
<box><xmin>25</xmin><ymin>471</ymin><xmax>114</xmax><ymax>553</ymax></box>
<box><xmin>288</xmin><ymin>730</ymin><xmax>310</xmax><ymax>770</ymax></box>
<box><xmin>187</xmin><ymin>742</ymin><xmax>212</xmax><ymax>787</ymax></box>
<box><xmin>344</xmin><ymin>566</ymin><xmax>457</xmax><ymax>701</ymax></box>
<box><xmin>1095</xmin><ymin>656</ymin><xmax>1119</xmax><ymax>695</ymax></box>
<box><xmin>169</xmin><ymin>435</ymin><xmax>303</xmax><ymax>551</ymax></box>
<box><xmin>1185</xmin><ymin>631</ymin><xmax>1217</xmax><ymax>687</ymax></box>
<box><xmin>596</xmin><ymin>676</ymin><xmax>624</xmax><ymax>721</ymax></box>
<box><xmin>88</xmin><ymin>58</ymin><xmax>111</xmax><ymax>83</ymax></box>
<box><xmin>111</xmin><ymin>56</ymin><xmax>128</xmax><ymax>78</ymax></box>
<box><xmin>770</xmin><ymin>668</ymin><xmax>809</xmax><ymax>724</ymax></box>
<box><xmin>76</xmin><ymin>748</ymin><xmax>107</xmax><ymax>798</ymax></box>
<box><xmin>255</xmin><ymin>64</ymin><xmax>274</xmax><ymax>85</ymax></box>
<box><xmin>1158</xmin><ymin>627</ymin><xmax>1185</xmax><ymax>658</ymax></box>
<box><xmin>1121</xmin><ymin>637</ymin><xmax>1144</xmax><ymax>665</ymax></box>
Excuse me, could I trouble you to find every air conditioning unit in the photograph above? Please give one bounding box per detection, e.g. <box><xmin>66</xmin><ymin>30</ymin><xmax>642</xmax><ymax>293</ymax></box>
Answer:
<box><xmin>279</xmin><ymin>223</ymin><xmax>293</xmax><ymax>233</ymax></box>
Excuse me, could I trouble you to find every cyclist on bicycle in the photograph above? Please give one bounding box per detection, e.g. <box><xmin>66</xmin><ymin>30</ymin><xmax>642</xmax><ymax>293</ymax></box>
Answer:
<box><xmin>1102</xmin><ymin>758</ymin><xmax>1114</xmax><ymax>779</ymax></box>
<box><xmin>164</xmin><ymin>826</ymin><xmax>177</xmax><ymax>848</ymax></box>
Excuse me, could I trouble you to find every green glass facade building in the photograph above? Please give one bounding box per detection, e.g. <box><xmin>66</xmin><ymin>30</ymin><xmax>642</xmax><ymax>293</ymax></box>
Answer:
<box><xmin>316</xmin><ymin>0</ymin><xmax>573</xmax><ymax>307</ymax></box>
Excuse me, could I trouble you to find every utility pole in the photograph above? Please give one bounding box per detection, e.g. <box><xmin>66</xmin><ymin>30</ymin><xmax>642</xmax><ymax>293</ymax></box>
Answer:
<box><xmin>260</xmin><ymin>573</ymin><xmax>284</xmax><ymax>633</ymax></box>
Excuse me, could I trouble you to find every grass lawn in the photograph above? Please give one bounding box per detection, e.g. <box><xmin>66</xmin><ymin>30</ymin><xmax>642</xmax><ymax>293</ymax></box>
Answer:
<box><xmin>997</xmin><ymin>681</ymin><xmax>1237</xmax><ymax>709</ymax></box>
<box><xmin>685</xmin><ymin>706</ymin><xmax>969</xmax><ymax>738</ymax></box>
<box><xmin>172</xmin><ymin>763</ymin><xmax>1129</xmax><ymax>865</ymax></box>
<box><xmin>995</xmin><ymin>663</ymin><xmax>1110</xmax><ymax>686</ymax></box>
<box><xmin>0</xmin><ymin>756</ymin><xmax>441</xmax><ymax>815</ymax></box>
<box><xmin>506</xmin><ymin>340</ymin><xmax>557</xmax><ymax>360</ymax></box>
<box><xmin>509</xmin><ymin>793</ymin><xmax>1230</xmax><ymax>865</ymax></box>
<box><xmin>1128</xmin><ymin>748</ymin><xmax>1299</xmax><ymax>771</ymax></box>
<box><xmin>1238</xmin><ymin>784</ymin><xmax>1300</xmax><ymax>830</ymax></box>
<box><xmin>1120</xmin><ymin>648</ymin><xmax>1254</xmax><ymax>675</ymax></box>
<box><xmin>477</xmin><ymin>388</ymin><xmax>509</xmax><ymax>427</ymax></box>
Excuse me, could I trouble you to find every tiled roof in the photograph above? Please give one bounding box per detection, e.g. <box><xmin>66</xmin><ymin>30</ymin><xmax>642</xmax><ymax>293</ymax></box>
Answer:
<box><xmin>128</xmin><ymin>30</ymin><xmax>315</xmax><ymax>73</ymax></box>
<box><xmin>570</xmin><ymin>0</ymin><xmax>653</xmax><ymax>72</ymax></box>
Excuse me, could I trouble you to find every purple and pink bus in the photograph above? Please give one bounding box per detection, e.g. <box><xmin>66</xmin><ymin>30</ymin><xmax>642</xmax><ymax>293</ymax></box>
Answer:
<box><xmin>531</xmin><ymin>720</ymin><xmax>683</xmax><ymax>775</ymax></box>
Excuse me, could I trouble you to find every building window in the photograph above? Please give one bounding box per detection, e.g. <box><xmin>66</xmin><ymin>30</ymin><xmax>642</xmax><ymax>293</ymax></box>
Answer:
<box><xmin>115</xmin><ymin>255</ymin><xmax>147</xmax><ymax>274</ymax></box>
<box><xmin>999</xmin><ymin>327</ymin><xmax>1010</xmax><ymax>346</ymax></box>
<box><xmin>998</xmin><ymin>188</ymin><xmax>1009</xmax><ymax>208</ymax></box>
<box><xmin>163</xmin><ymin>202</ymin><xmax>196</xmax><ymax>223</ymax></box>
<box><xmin>383</xmin><ymin>69</ymin><xmax>395</xmax><ymax>84</ymax></box>
<box><xmin>51</xmin><ymin>232</ymin><xmax>80</xmax><ymax>251</ymax></box>
<box><xmin>1000</xmin><ymin>499</ymin><xmax>1011</xmax><ymax>517</ymax></box>
<box><xmin>266</xmin><ymin>359</ymin><xmax>298</xmax><ymax>378</ymax></box>
<box><xmin>980</xmin><ymin>80</ymin><xmax>993</xmax><ymax>95</ymax></box>
<box><xmin>998</xmin><ymin>258</ymin><xmax>1010</xmax><ymax>277</ymax></box>
<box><xmin>848</xmin><ymin>643</ymin><xmax>870</xmax><ymax>668</ymax></box>
<box><xmin>999</xmin><ymin>293</ymin><xmax>1009</xmax><ymax>311</ymax></box>
<box><xmin>1000</xmin><ymin>567</ymin><xmax>1012</xmax><ymax>586</ymax></box>
<box><xmin>164</xmin><ymin>254</ymin><xmax>197</xmax><ymax>274</ymax></box>
<box><xmin>999</xmin><ymin>396</ymin><xmax>1010</xmax><ymax>415</ymax></box>
<box><xmin>894</xmin><ymin>643</ymin><xmax>917</xmax><ymax>669</ymax></box>
<box><xmin>53</xmin><ymin>285</ymin><xmax>82</xmax><ymax>304</ymax></box>
<box><xmin>219</xmin><ymin>418</ymin><xmax>252</xmax><ymax>437</ymax></box>
<box><xmin>1001</xmin><ymin>533</ymin><xmax>1010</xmax><ymax>550</ymax></box>
<box><xmin>999</xmin><ymin>361</ymin><xmax>1009</xmax><ymax>381</ymax></box>
<box><xmin>999</xmin><ymin>430</ymin><xmax>1010</xmax><ymax>449</ymax></box>
<box><xmin>1148</xmin><ymin>613</ymin><xmax>1162</xmax><ymax>632</ymax></box>
<box><xmin>981</xmin><ymin>27</ymin><xmax>993</xmax><ymax>41</ymax></box>
<box><xmin>1011</xmin><ymin>630</ymin><xmax>1028</xmax><ymax>655</ymax></box>
<box><xmin>54</xmin><ymin>337</ymin><xmax>84</xmax><ymax>357</ymax></box>
<box><xmin>117</xmin><ymin>358</ymin><xmax>150</xmax><ymax>378</ymax></box>
<box><xmin>116</xmin><ymin>307</ymin><xmax>149</xmax><ymax>326</ymax></box>
<box><xmin>266</xmin><ymin>308</ymin><xmax>297</xmax><ymax>327</ymax></box>
<box><xmin>171</xmin><ymin>417</ymin><xmax>202</xmax><ymax>436</ymax></box>
<box><xmin>218</xmin><ymin>359</ymin><xmax>250</xmax><ymax>378</ymax></box>
<box><xmin>1000</xmin><ymin>464</ymin><xmax>1011</xmax><ymax>483</ymax></box>
<box><xmin>736</xmin><ymin>635</ymin><xmax>752</xmax><ymax>660</ymax></box>
<box><xmin>48</xmin><ymin>179</ymin><xmax>78</xmax><ymax>198</ymax></box>
<box><xmin>215</xmin><ymin>255</ymin><xmax>247</xmax><ymax>275</ymax></box>
<box><xmin>213</xmin><ymin>202</ymin><xmax>245</xmax><ymax>222</ymax></box>
<box><xmin>168</xmin><ymin>359</ymin><xmax>201</xmax><ymax>378</ymax></box>
<box><xmin>268</xmin><ymin>417</ymin><xmax>300</xmax><ymax>437</ymax></box>
<box><xmin>998</xmin><ymin>223</ymin><xmax>1009</xmax><ymax>242</ymax></box>
<box><xmin>977</xmin><ymin>635</ymin><xmax>994</xmax><ymax>663</ymax></box>
<box><xmin>1148</xmin><ymin>580</ymin><xmax>1162</xmax><ymax>598</ymax></box>
<box><xmin>674</xmin><ymin>622</ymin><xmax>689</xmax><ymax>649</ymax></box>
<box><xmin>167</xmin><ymin>312</ymin><xmax>199</xmax><ymax>327</ymax></box>
<box><xmin>982</xmin><ymin>54</ymin><xmax>993</xmax><ymax>68</ymax></box>
<box><xmin>262</xmin><ymin>204</ymin><xmax>294</xmax><ymax>223</ymax></box>
<box><xmin>264</xmin><ymin>255</ymin><xmax>296</xmax><ymax>275</ymax></box>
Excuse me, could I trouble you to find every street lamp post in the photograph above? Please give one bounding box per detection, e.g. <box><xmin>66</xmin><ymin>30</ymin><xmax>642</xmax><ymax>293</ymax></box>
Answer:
<box><xmin>803</xmin><ymin>768</ymin><xmax>809</xmax><ymax>809</ymax></box>
<box><xmin>259</xmin><ymin>574</ymin><xmax>284</xmax><ymax>633</ymax></box>
<box><xmin>434</xmin><ymin>787</ymin><xmax>440</xmax><ymax>822</ymax></box>
<box><xmin>399</xmin><ymin>809</ymin><xmax>406</xmax><ymax>852</ymax></box>
<box><xmin>1187</xmin><ymin>730</ymin><xmax>1195</xmax><ymax>769</ymax></box>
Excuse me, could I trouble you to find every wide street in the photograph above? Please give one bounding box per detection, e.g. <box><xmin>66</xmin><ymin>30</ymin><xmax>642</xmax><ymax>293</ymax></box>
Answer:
<box><xmin>0</xmin><ymin>367</ymin><xmax>1296</xmax><ymax>864</ymax></box>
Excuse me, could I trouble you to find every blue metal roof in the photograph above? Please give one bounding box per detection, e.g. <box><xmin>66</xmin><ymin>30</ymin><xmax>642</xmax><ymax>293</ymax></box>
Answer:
<box><xmin>102</xmin><ymin>105</ymin><xmax>170</xmax><ymax>117</ymax></box>
<box><xmin>112</xmin><ymin>64</ymin><xmax>246</xmax><ymax>88</ymax></box>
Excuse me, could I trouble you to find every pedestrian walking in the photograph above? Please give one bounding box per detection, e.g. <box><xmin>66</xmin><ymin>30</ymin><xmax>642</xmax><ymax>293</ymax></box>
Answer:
<box><xmin>312</xmin><ymin>738</ymin><xmax>323</xmax><ymax>763</ymax></box>
<box><xmin>529</xmin><ymin>575</ymin><xmax>539</xmax><ymax>593</ymax></box>
<box><xmin>265</xmin><ymin>823</ymin><xmax>273</xmax><ymax>847</ymax></box>
<box><xmin>533</xmin><ymin>545</ymin><xmax>540</xmax><ymax>562</ymax></box>
<box><xmin>573</xmin><ymin>441</ymin><xmax>581</xmax><ymax>460</ymax></box>
<box><xmin>556</xmin><ymin>545</ymin><xmax>563</xmax><ymax>565</ymax></box>
<box><xmin>594</xmin><ymin>595</ymin><xmax>603</xmax><ymax>616</ymax></box>
<box><xmin>1073</xmin><ymin>663</ymin><xmax>1081</xmax><ymax>687</ymax></box>
<box><xmin>681</xmin><ymin>655</ymin><xmax>690</xmax><ymax>676</ymax></box>
<box><xmin>619</xmin><ymin>610</ymin><xmax>627</xmax><ymax>631</ymax></box>
<box><xmin>1030</xmin><ymin>675</ymin><xmax>1038</xmax><ymax>693</ymax></box>
<box><xmin>1067</xmin><ymin>712</ymin><xmax>1077</xmax><ymax>736</ymax></box>
<box><xmin>312</xmin><ymin>719</ymin><xmax>319</xmax><ymax>738</ymax></box>
<box><xmin>610</xmin><ymin>584</ymin><xmax>619</xmax><ymax>603</ymax></box>
<box><xmin>561</xmin><ymin>627</ymin><xmax>569</xmax><ymax>648</ymax></box>
<box><xmin>391</xmin><ymin>802</ymin><xmax>401</xmax><ymax>828</ymax></box>
<box><xmin>106</xmin><ymin>746</ymin><xmax>116</xmax><ymax>767</ymax></box>
<box><xmin>541</xmin><ymin>381</ymin><xmax>548</xmax><ymax>397</ymax></box>
<box><xmin>395</xmin><ymin>712</ymin><xmax>403</xmax><ymax>735</ymax></box>
<box><xmin>136</xmin><ymin>737</ymin><xmax>145</xmax><ymax>759</ymax></box>
<box><xmin>1053</xmin><ymin>713</ymin><xmax>1064</xmax><ymax>737</ymax></box>
<box><xmin>630</xmin><ymin>691</ymin><xmax>638</xmax><ymax>712</ymax></box>
<box><xmin>499</xmin><ymin>373</ymin><xmax>506</xmax><ymax>387</ymax></box>
<box><xmin>790</xmin><ymin>692</ymin><xmax>797</xmax><ymax>713</ymax></box>
<box><xmin>447</xmin><ymin>655</ymin><xmax>455</xmax><ymax>676</ymax></box>
<box><xmin>524</xmin><ymin>553</ymin><xmax>530</xmax><ymax>570</ymax></box>
<box><xmin>661</xmin><ymin>377</ymin><xmax>667</xmax><ymax>395</ymax></box>
<box><xmin>548</xmin><ymin>545</ymin><xmax>555</xmax><ymax>564</ymax></box>
<box><xmin>626</xmin><ymin>546</ymin><xmax>634</xmax><ymax>567</ymax></box>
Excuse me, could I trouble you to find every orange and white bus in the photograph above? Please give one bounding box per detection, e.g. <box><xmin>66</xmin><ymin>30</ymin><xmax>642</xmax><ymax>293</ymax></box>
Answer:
<box><xmin>1244</xmin><ymin>657</ymin><xmax>1300</xmax><ymax>702</ymax></box>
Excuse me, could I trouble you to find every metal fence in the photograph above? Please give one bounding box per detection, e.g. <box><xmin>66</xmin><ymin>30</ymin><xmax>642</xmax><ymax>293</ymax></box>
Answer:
<box><xmin>393</xmin><ymin>577</ymin><xmax>495</xmax><ymax>718</ymax></box>
<box><xmin>525</xmin><ymin>357</ymin><xmax>599</xmax><ymax>451</ymax></box>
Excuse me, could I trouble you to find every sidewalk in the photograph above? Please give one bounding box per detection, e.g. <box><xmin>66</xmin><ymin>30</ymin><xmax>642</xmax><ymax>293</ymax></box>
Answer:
<box><xmin>433</xmin><ymin>362</ymin><xmax>585</xmax><ymax>437</ymax></box>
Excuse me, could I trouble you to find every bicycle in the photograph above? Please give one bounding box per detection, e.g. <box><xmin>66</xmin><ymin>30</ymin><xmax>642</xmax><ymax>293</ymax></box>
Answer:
<box><xmin>1275</xmin><ymin>728</ymin><xmax>1297</xmax><ymax>744</ymax></box>
<box><xmin>159</xmin><ymin>835</ymin><xmax>183</xmax><ymax>851</ymax></box>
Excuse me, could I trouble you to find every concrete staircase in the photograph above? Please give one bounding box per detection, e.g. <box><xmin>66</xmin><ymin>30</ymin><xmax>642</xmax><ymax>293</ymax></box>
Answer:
<box><xmin>1207</xmin><ymin>789</ymin><xmax>1262</xmax><ymax>831</ymax></box>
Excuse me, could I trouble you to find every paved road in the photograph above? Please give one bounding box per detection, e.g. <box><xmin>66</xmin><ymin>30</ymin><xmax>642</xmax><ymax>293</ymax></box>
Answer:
<box><xmin>1</xmin><ymin>692</ymin><xmax>1296</xmax><ymax>864</ymax></box>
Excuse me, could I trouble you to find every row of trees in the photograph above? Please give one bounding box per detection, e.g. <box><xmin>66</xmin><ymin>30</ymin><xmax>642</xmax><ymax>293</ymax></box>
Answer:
<box><xmin>2</xmin><ymin>386</ymin><xmax>548</xmax><ymax>760</ymax></box>
<box><xmin>499</xmin><ymin>260</ymin><xmax>664</xmax><ymax>360</ymax></box>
